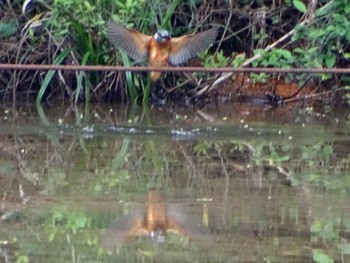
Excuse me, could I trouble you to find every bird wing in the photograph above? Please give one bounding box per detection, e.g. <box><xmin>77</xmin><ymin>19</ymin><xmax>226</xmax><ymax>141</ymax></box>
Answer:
<box><xmin>168</xmin><ymin>28</ymin><xmax>218</xmax><ymax>65</ymax></box>
<box><xmin>102</xmin><ymin>203</ymin><xmax>146</xmax><ymax>251</ymax></box>
<box><xmin>106</xmin><ymin>20</ymin><xmax>152</xmax><ymax>62</ymax></box>
<box><xmin>166</xmin><ymin>203</ymin><xmax>213</xmax><ymax>244</ymax></box>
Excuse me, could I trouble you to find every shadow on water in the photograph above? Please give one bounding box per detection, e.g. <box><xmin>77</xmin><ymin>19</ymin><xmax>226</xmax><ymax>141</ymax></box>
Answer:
<box><xmin>0</xmin><ymin>102</ymin><xmax>349</xmax><ymax>262</ymax></box>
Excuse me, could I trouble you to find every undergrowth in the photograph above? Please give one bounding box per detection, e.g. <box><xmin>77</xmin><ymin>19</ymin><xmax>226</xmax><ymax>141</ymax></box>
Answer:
<box><xmin>0</xmin><ymin>0</ymin><xmax>349</xmax><ymax>104</ymax></box>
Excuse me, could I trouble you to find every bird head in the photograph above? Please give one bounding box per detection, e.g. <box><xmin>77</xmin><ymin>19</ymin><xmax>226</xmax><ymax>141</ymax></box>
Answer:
<box><xmin>150</xmin><ymin>228</ymin><xmax>166</xmax><ymax>243</ymax></box>
<box><xmin>154</xmin><ymin>30</ymin><xmax>170</xmax><ymax>43</ymax></box>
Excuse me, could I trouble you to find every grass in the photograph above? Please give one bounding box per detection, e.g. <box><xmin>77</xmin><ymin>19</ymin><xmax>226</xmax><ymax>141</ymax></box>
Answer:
<box><xmin>1</xmin><ymin>0</ymin><xmax>349</xmax><ymax>105</ymax></box>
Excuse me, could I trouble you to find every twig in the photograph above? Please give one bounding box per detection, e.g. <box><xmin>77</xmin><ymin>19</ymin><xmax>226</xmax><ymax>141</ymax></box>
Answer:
<box><xmin>196</xmin><ymin>1</ymin><xmax>334</xmax><ymax>96</ymax></box>
<box><xmin>282</xmin><ymin>87</ymin><xmax>345</xmax><ymax>104</ymax></box>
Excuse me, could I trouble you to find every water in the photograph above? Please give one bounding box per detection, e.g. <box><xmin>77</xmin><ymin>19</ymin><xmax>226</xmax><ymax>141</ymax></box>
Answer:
<box><xmin>0</xmin><ymin>103</ymin><xmax>349</xmax><ymax>262</ymax></box>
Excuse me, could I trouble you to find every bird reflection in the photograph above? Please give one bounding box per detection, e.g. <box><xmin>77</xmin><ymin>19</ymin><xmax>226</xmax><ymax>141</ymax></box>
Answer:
<box><xmin>102</xmin><ymin>190</ymin><xmax>212</xmax><ymax>250</ymax></box>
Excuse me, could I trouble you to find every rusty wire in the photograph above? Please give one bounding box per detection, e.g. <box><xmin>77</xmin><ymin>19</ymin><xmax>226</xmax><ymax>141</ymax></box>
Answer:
<box><xmin>0</xmin><ymin>63</ymin><xmax>350</xmax><ymax>74</ymax></box>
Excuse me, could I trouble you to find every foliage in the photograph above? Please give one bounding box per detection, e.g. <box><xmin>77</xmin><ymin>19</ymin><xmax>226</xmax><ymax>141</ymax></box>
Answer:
<box><xmin>0</xmin><ymin>104</ymin><xmax>350</xmax><ymax>262</ymax></box>
<box><xmin>313</xmin><ymin>250</ymin><xmax>334</xmax><ymax>263</ymax></box>
<box><xmin>292</xmin><ymin>0</ymin><xmax>350</xmax><ymax>72</ymax></box>
<box><xmin>0</xmin><ymin>19</ymin><xmax>18</xmax><ymax>38</ymax></box>
<box><xmin>1</xmin><ymin>0</ymin><xmax>350</xmax><ymax>103</ymax></box>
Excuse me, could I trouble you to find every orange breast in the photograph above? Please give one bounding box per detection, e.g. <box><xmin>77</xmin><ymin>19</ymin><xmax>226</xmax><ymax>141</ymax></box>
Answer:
<box><xmin>149</xmin><ymin>39</ymin><xmax>170</xmax><ymax>80</ymax></box>
<box><xmin>146</xmin><ymin>191</ymin><xmax>167</xmax><ymax>231</ymax></box>
<box><xmin>149</xmin><ymin>40</ymin><xmax>170</xmax><ymax>66</ymax></box>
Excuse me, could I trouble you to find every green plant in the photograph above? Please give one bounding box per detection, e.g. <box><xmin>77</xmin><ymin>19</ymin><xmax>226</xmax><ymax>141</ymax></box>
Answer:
<box><xmin>345</xmin><ymin>86</ymin><xmax>350</xmax><ymax>105</ymax></box>
<box><xmin>0</xmin><ymin>19</ymin><xmax>18</xmax><ymax>38</ymax></box>
<box><xmin>313</xmin><ymin>250</ymin><xmax>334</xmax><ymax>263</ymax></box>
<box><xmin>253</xmin><ymin>49</ymin><xmax>294</xmax><ymax>68</ymax></box>
<box><xmin>3</xmin><ymin>0</ymin><xmax>347</xmax><ymax>103</ymax></box>
<box><xmin>292</xmin><ymin>0</ymin><xmax>350</xmax><ymax>73</ymax></box>
<box><xmin>108</xmin><ymin>0</ymin><xmax>183</xmax><ymax>103</ymax></box>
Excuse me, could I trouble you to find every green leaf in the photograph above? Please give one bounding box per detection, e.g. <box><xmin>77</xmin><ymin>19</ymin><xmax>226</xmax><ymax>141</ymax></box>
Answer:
<box><xmin>0</xmin><ymin>19</ymin><xmax>18</xmax><ymax>38</ymax></box>
<box><xmin>15</xmin><ymin>255</ymin><xmax>29</xmax><ymax>263</ymax></box>
<box><xmin>75</xmin><ymin>52</ymin><xmax>90</xmax><ymax>103</ymax></box>
<box><xmin>114</xmin><ymin>0</ymin><xmax>126</xmax><ymax>9</ymax></box>
<box><xmin>333</xmin><ymin>14</ymin><xmax>346</xmax><ymax>24</ymax></box>
<box><xmin>315</xmin><ymin>1</ymin><xmax>335</xmax><ymax>17</ymax></box>
<box><xmin>325</xmin><ymin>56</ymin><xmax>336</xmax><ymax>68</ymax></box>
<box><xmin>312</xmin><ymin>249</ymin><xmax>334</xmax><ymax>263</ymax></box>
<box><xmin>120</xmin><ymin>51</ymin><xmax>138</xmax><ymax>101</ymax></box>
<box><xmin>273</xmin><ymin>49</ymin><xmax>292</xmax><ymax>59</ymax></box>
<box><xmin>293</xmin><ymin>0</ymin><xmax>307</xmax><ymax>13</ymax></box>
<box><xmin>36</xmin><ymin>49</ymin><xmax>71</xmax><ymax>104</ymax></box>
<box><xmin>293</xmin><ymin>48</ymin><xmax>305</xmax><ymax>54</ymax></box>
<box><xmin>346</xmin><ymin>31</ymin><xmax>350</xmax><ymax>41</ymax></box>
<box><xmin>161</xmin><ymin>0</ymin><xmax>181</xmax><ymax>29</ymax></box>
<box><xmin>48</xmin><ymin>232</ymin><xmax>56</xmax><ymax>242</ymax></box>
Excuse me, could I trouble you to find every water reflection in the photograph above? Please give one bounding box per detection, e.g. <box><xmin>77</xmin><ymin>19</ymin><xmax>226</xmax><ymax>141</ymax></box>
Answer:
<box><xmin>103</xmin><ymin>190</ymin><xmax>212</xmax><ymax>251</ymax></box>
<box><xmin>0</xmin><ymin>103</ymin><xmax>349</xmax><ymax>262</ymax></box>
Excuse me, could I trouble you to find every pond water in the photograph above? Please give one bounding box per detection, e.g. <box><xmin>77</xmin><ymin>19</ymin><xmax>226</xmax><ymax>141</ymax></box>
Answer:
<box><xmin>0</xmin><ymin>102</ymin><xmax>349</xmax><ymax>263</ymax></box>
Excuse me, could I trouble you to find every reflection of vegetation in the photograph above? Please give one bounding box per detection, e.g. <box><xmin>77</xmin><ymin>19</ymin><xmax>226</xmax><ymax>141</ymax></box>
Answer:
<box><xmin>313</xmin><ymin>250</ymin><xmax>334</xmax><ymax>263</ymax></box>
<box><xmin>0</xmin><ymin>105</ymin><xmax>350</xmax><ymax>262</ymax></box>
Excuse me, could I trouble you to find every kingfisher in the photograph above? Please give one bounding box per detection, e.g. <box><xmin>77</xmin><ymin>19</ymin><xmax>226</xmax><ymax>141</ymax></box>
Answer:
<box><xmin>106</xmin><ymin>20</ymin><xmax>218</xmax><ymax>80</ymax></box>
<box><xmin>102</xmin><ymin>190</ymin><xmax>212</xmax><ymax>250</ymax></box>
